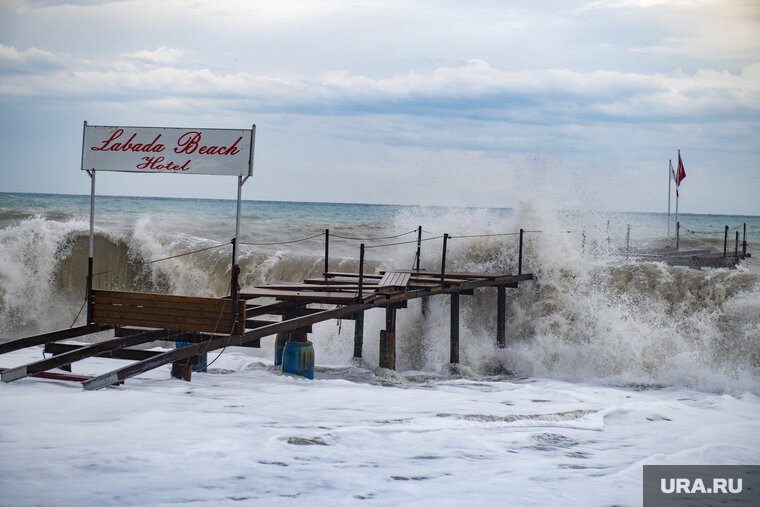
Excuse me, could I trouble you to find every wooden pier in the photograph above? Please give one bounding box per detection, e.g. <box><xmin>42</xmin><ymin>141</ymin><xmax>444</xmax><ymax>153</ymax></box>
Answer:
<box><xmin>617</xmin><ymin>222</ymin><xmax>751</xmax><ymax>269</ymax></box>
<box><xmin>0</xmin><ymin>228</ymin><xmax>534</xmax><ymax>390</ymax></box>
<box><xmin>2</xmin><ymin>219</ymin><xmax>751</xmax><ymax>390</ymax></box>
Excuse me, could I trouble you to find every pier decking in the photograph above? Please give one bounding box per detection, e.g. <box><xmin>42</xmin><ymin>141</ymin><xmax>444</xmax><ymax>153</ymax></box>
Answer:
<box><xmin>0</xmin><ymin>228</ymin><xmax>535</xmax><ymax>390</ymax></box>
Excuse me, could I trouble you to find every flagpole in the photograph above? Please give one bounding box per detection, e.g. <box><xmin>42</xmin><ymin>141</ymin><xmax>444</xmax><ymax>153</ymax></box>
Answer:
<box><xmin>675</xmin><ymin>151</ymin><xmax>679</xmax><ymax>233</ymax></box>
<box><xmin>668</xmin><ymin>159</ymin><xmax>672</xmax><ymax>242</ymax></box>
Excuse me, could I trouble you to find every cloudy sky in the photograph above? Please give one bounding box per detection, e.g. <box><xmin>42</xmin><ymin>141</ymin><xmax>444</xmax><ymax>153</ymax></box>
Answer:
<box><xmin>1</xmin><ymin>0</ymin><xmax>758</xmax><ymax>214</ymax></box>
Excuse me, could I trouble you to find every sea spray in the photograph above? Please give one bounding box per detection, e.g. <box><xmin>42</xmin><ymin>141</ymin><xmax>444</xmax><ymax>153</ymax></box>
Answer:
<box><xmin>0</xmin><ymin>197</ymin><xmax>758</xmax><ymax>394</ymax></box>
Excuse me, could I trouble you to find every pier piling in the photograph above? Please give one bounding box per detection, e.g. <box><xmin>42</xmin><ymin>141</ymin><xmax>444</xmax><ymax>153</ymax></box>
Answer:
<box><xmin>518</xmin><ymin>229</ymin><xmax>524</xmax><ymax>275</ymax></box>
<box><xmin>450</xmin><ymin>293</ymin><xmax>459</xmax><ymax>364</ymax></box>
<box><xmin>497</xmin><ymin>287</ymin><xmax>506</xmax><ymax>348</ymax></box>
<box><xmin>353</xmin><ymin>312</ymin><xmax>364</xmax><ymax>358</ymax></box>
<box><xmin>380</xmin><ymin>307</ymin><xmax>397</xmax><ymax>370</ymax></box>
<box><xmin>724</xmin><ymin>225</ymin><xmax>729</xmax><ymax>258</ymax></box>
<box><xmin>440</xmin><ymin>234</ymin><xmax>449</xmax><ymax>286</ymax></box>
<box><xmin>736</xmin><ymin>231</ymin><xmax>739</xmax><ymax>258</ymax></box>
<box><xmin>324</xmin><ymin>229</ymin><xmax>329</xmax><ymax>276</ymax></box>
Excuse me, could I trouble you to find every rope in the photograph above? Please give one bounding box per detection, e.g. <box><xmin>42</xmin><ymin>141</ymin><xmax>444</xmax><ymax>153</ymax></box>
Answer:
<box><xmin>680</xmin><ymin>225</ymin><xmax>747</xmax><ymax>236</ymax></box>
<box><xmin>69</xmin><ymin>298</ymin><xmax>87</xmax><ymax>328</ymax></box>
<box><xmin>330</xmin><ymin>229</ymin><xmax>418</xmax><ymax>241</ymax></box>
<box><xmin>196</xmin><ymin>277</ymin><xmax>234</xmax><ymax>370</ymax></box>
<box><xmin>238</xmin><ymin>232</ymin><xmax>324</xmax><ymax>246</ymax></box>
<box><xmin>449</xmin><ymin>232</ymin><xmax>519</xmax><ymax>239</ymax></box>
<box><xmin>92</xmin><ymin>242</ymin><xmax>229</xmax><ymax>277</ymax></box>
<box><xmin>363</xmin><ymin>235</ymin><xmax>444</xmax><ymax>250</ymax></box>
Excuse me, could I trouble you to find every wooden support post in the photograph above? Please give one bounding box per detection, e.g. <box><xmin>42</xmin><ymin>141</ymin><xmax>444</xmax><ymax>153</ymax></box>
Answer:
<box><xmin>735</xmin><ymin>231</ymin><xmax>739</xmax><ymax>258</ymax></box>
<box><xmin>518</xmin><ymin>229</ymin><xmax>524</xmax><ymax>276</ymax></box>
<box><xmin>357</xmin><ymin>243</ymin><xmax>365</xmax><ymax>300</ymax></box>
<box><xmin>380</xmin><ymin>306</ymin><xmax>396</xmax><ymax>370</ymax></box>
<box><xmin>743</xmin><ymin>223</ymin><xmax>747</xmax><ymax>256</ymax></box>
<box><xmin>290</xmin><ymin>328</ymin><xmax>308</xmax><ymax>343</ymax></box>
<box><xmin>724</xmin><ymin>225</ymin><xmax>729</xmax><ymax>258</ymax></box>
<box><xmin>230</xmin><ymin>262</ymin><xmax>240</xmax><ymax>332</ymax></box>
<box><xmin>86</xmin><ymin>257</ymin><xmax>93</xmax><ymax>325</ymax></box>
<box><xmin>171</xmin><ymin>359</ymin><xmax>194</xmax><ymax>382</ymax></box>
<box><xmin>496</xmin><ymin>287</ymin><xmax>506</xmax><ymax>348</ymax></box>
<box><xmin>440</xmin><ymin>233</ymin><xmax>449</xmax><ymax>286</ymax></box>
<box><xmin>415</xmin><ymin>226</ymin><xmax>422</xmax><ymax>271</ymax></box>
<box><xmin>450</xmin><ymin>293</ymin><xmax>459</xmax><ymax>364</ymax></box>
<box><xmin>324</xmin><ymin>228</ymin><xmax>329</xmax><ymax>276</ymax></box>
<box><xmin>275</xmin><ymin>309</ymin><xmax>308</xmax><ymax>365</ymax></box>
<box><xmin>56</xmin><ymin>346</ymin><xmax>73</xmax><ymax>372</ymax></box>
<box><xmin>274</xmin><ymin>332</ymin><xmax>288</xmax><ymax>366</ymax></box>
<box><xmin>353</xmin><ymin>311</ymin><xmax>364</xmax><ymax>358</ymax></box>
<box><xmin>421</xmin><ymin>296</ymin><xmax>429</xmax><ymax>317</ymax></box>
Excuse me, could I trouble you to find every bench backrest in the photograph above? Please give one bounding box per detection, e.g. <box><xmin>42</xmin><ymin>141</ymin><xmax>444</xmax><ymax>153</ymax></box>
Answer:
<box><xmin>91</xmin><ymin>290</ymin><xmax>246</xmax><ymax>335</ymax></box>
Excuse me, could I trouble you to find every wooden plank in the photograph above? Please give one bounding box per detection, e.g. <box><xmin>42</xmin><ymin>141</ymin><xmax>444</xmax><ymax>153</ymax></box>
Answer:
<box><xmin>92</xmin><ymin>296</ymin><xmax>239</xmax><ymax>317</ymax></box>
<box><xmin>92</xmin><ymin>304</ymin><xmax>238</xmax><ymax>322</ymax></box>
<box><xmin>243</xmin><ymin>300</ymin><xmax>304</xmax><ymax>316</ymax></box>
<box><xmin>45</xmin><ymin>342</ymin><xmax>162</xmax><ymax>361</ymax></box>
<box><xmin>93</xmin><ymin>290</ymin><xmax>233</xmax><ymax>307</ymax></box>
<box><xmin>91</xmin><ymin>310</ymin><xmax>243</xmax><ymax>335</ymax></box>
<box><xmin>257</xmin><ymin>283</ymin><xmax>381</xmax><ymax>291</ymax></box>
<box><xmin>323</xmin><ymin>272</ymin><xmax>382</xmax><ymax>279</ymax></box>
<box><xmin>1</xmin><ymin>329</ymin><xmax>174</xmax><ymax>383</ymax></box>
<box><xmin>0</xmin><ymin>367</ymin><xmax>107</xmax><ymax>384</ymax></box>
<box><xmin>83</xmin><ymin>301</ymin><xmax>379</xmax><ymax>390</ymax></box>
<box><xmin>92</xmin><ymin>290</ymin><xmax>245</xmax><ymax>334</ymax></box>
<box><xmin>239</xmin><ymin>288</ymin><xmax>374</xmax><ymax>302</ymax></box>
<box><xmin>304</xmin><ymin>278</ymin><xmax>370</xmax><ymax>285</ymax></box>
<box><xmin>379</xmin><ymin>271</ymin><xmax>411</xmax><ymax>287</ymax></box>
<box><xmin>0</xmin><ymin>324</ymin><xmax>110</xmax><ymax>356</ymax></box>
<box><xmin>383</xmin><ymin>269</ymin><xmax>510</xmax><ymax>280</ymax></box>
<box><xmin>244</xmin><ymin>319</ymin><xmax>278</xmax><ymax>329</ymax></box>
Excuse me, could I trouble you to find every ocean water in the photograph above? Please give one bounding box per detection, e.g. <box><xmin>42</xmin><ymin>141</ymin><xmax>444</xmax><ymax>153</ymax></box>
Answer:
<box><xmin>0</xmin><ymin>191</ymin><xmax>758</xmax><ymax>505</ymax></box>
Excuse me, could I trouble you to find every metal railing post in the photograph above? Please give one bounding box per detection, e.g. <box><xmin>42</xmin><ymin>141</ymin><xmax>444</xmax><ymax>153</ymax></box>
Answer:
<box><xmin>518</xmin><ymin>229</ymin><xmax>524</xmax><ymax>276</ymax></box>
<box><xmin>440</xmin><ymin>234</ymin><xmax>448</xmax><ymax>286</ymax></box>
<box><xmin>415</xmin><ymin>226</ymin><xmax>422</xmax><ymax>271</ymax></box>
<box><xmin>324</xmin><ymin>228</ymin><xmax>329</xmax><ymax>277</ymax></box>
<box><xmin>724</xmin><ymin>225</ymin><xmax>729</xmax><ymax>258</ymax></box>
<box><xmin>357</xmin><ymin>243</ymin><xmax>365</xmax><ymax>299</ymax></box>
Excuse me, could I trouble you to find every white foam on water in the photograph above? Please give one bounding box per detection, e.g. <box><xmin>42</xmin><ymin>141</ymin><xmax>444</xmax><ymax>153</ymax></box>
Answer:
<box><xmin>0</xmin><ymin>348</ymin><xmax>757</xmax><ymax>506</ymax></box>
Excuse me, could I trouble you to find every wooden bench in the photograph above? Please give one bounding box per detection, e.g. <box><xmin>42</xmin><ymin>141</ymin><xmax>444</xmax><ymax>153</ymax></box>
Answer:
<box><xmin>377</xmin><ymin>271</ymin><xmax>412</xmax><ymax>294</ymax></box>
<box><xmin>91</xmin><ymin>290</ymin><xmax>246</xmax><ymax>335</ymax></box>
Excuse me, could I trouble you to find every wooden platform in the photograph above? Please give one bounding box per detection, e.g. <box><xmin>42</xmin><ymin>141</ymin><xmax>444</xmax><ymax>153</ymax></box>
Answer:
<box><xmin>0</xmin><ymin>267</ymin><xmax>534</xmax><ymax>390</ymax></box>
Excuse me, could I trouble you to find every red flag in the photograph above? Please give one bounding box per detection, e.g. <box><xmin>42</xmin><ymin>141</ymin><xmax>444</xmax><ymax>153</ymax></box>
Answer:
<box><xmin>676</xmin><ymin>152</ymin><xmax>686</xmax><ymax>186</ymax></box>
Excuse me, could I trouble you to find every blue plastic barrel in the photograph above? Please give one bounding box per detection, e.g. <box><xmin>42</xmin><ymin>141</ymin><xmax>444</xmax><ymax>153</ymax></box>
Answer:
<box><xmin>175</xmin><ymin>341</ymin><xmax>207</xmax><ymax>372</ymax></box>
<box><xmin>282</xmin><ymin>341</ymin><xmax>314</xmax><ymax>379</ymax></box>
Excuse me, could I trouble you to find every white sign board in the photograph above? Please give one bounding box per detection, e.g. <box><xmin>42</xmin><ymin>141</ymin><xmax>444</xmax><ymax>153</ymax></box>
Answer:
<box><xmin>82</xmin><ymin>125</ymin><xmax>254</xmax><ymax>177</ymax></box>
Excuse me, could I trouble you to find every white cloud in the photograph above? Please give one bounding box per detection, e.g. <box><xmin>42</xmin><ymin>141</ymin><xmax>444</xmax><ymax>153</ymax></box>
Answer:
<box><xmin>0</xmin><ymin>43</ymin><xmax>61</xmax><ymax>73</ymax></box>
<box><xmin>120</xmin><ymin>46</ymin><xmax>185</xmax><ymax>65</ymax></box>
<box><xmin>1</xmin><ymin>51</ymin><xmax>758</xmax><ymax>131</ymax></box>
